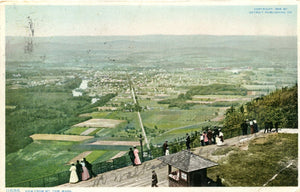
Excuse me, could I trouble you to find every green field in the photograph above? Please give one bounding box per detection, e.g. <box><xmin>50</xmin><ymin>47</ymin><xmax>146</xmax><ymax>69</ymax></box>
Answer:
<box><xmin>64</xmin><ymin>127</ymin><xmax>103</xmax><ymax>136</ymax></box>
<box><xmin>141</xmin><ymin>107</ymin><xmax>218</xmax><ymax>130</ymax></box>
<box><xmin>85</xmin><ymin>150</ymin><xmax>112</xmax><ymax>163</ymax></box>
<box><xmin>64</xmin><ymin>127</ymin><xmax>89</xmax><ymax>135</ymax></box>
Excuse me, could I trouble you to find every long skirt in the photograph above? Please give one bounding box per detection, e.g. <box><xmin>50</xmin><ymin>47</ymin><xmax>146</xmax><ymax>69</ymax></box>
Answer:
<box><xmin>250</xmin><ymin>125</ymin><xmax>254</xmax><ymax>134</ymax></box>
<box><xmin>134</xmin><ymin>154</ymin><xmax>141</xmax><ymax>165</ymax></box>
<box><xmin>81</xmin><ymin>166</ymin><xmax>90</xmax><ymax>181</ymax></box>
<box><xmin>216</xmin><ymin>137</ymin><xmax>224</xmax><ymax>146</ymax></box>
<box><xmin>69</xmin><ymin>170</ymin><xmax>79</xmax><ymax>183</ymax></box>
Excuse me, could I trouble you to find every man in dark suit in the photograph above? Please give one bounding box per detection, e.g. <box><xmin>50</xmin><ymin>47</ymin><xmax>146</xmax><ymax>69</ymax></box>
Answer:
<box><xmin>128</xmin><ymin>148</ymin><xmax>135</xmax><ymax>166</ymax></box>
<box><xmin>186</xmin><ymin>133</ymin><xmax>191</xmax><ymax>150</ymax></box>
<box><xmin>151</xmin><ymin>170</ymin><xmax>158</xmax><ymax>187</ymax></box>
<box><xmin>75</xmin><ymin>160</ymin><xmax>83</xmax><ymax>181</ymax></box>
<box><xmin>241</xmin><ymin>121</ymin><xmax>248</xmax><ymax>135</ymax></box>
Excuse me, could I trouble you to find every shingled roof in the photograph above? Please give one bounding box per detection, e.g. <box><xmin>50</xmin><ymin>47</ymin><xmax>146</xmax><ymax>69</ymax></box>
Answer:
<box><xmin>157</xmin><ymin>150</ymin><xmax>218</xmax><ymax>172</ymax></box>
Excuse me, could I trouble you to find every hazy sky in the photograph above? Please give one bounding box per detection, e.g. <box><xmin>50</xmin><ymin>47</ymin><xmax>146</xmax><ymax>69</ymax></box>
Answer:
<box><xmin>5</xmin><ymin>5</ymin><xmax>297</xmax><ymax>36</ymax></box>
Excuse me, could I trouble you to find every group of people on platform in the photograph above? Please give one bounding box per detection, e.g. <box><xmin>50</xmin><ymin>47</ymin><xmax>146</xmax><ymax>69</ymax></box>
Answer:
<box><xmin>241</xmin><ymin>119</ymin><xmax>259</xmax><ymax>135</ymax></box>
<box><xmin>128</xmin><ymin>146</ymin><xmax>142</xmax><ymax>166</ymax></box>
<box><xmin>162</xmin><ymin>129</ymin><xmax>225</xmax><ymax>156</ymax></box>
<box><xmin>264</xmin><ymin>120</ymin><xmax>279</xmax><ymax>133</ymax></box>
<box><xmin>69</xmin><ymin>158</ymin><xmax>96</xmax><ymax>184</ymax></box>
<box><xmin>200</xmin><ymin>128</ymin><xmax>224</xmax><ymax>146</ymax></box>
<box><xmin>241</xmin><ymin>119</ymin><xmax>279</xmax><ymax>135</ymax></box>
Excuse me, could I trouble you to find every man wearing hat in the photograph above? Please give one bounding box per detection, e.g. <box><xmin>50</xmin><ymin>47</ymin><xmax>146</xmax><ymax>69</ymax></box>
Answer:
<box><xmin>151</xmin><ymin>170</ymin><xmax>158</xmax><ymax>187</ymax></box>
<box><xmin>162</xmin><ymin>141</ymin><xmax>168</xmax><ymax>155</ymax></box>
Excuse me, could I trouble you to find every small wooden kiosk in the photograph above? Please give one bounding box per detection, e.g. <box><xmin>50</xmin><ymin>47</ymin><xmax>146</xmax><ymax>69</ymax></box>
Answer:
<box><xmin>158</xmin><ymin>150</ymin><xmax>218</xmax><ymax>187</ymax></box>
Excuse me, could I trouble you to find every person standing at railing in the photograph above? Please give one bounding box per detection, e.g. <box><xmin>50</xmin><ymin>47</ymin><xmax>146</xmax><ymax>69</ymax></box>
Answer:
<box><xmin>268</xmin><ymin>120</ymin><xmax>273</xmax><ymax>133</ymax></box>
<box><xmin>219</xmin><ymin>129</ymin><xmax>224</xmax><ymax>143</ymax></box>
<box><xmin>241</xmin><ymin>120</ymin><xmax>248</xmax><ymax>135</ymax></box>
<box><xmin>216</xmin><ymin>129</ymin><xmax>224</xmax><ymax>146</ymax></box>
<box><xmin>203</xmin><ymin>132</ymin><xmax>209</xmax><ymax>145</ymax></box>
<box><xmin>253</xmin><ymin>120</ymin><xmax>259</xmax><ymax>133</ymax></box>
<box><xmin>128</xmin><ymin>148</ymin><xmax>136</xmax><ymax>166</ymax></box>
<box><xmin>83</xmin><ymin>158</ymin><xmax>96</xmax><ymax>178</ymax></box>
<box><xmin>165</xmin><ymin>147</ymin><xmax>170</xmax><ymax>155</ymax></box>
<box><xmin>76</xmin><ymin>160</ymin><xmax>83</xmax><ymax>181</ymax></box>
<box><xmin>133</xmin><ymin>146</ymin><xmax>142</xmax><ymax>165</ymax></box>
<box><xmin>250</xmin><ymin>119</ymin><xmax>254</xmax><ymax>134</ymax></box>
<box><xmin>163</xmin><ymin>141</ymin><xmax>168</xmax><ymax>155</ymax></box>
<box><xmin>81</xmin><ymin>160</ymin><xmax>91</xmax><ymax>181</ymax></box>
<box><xmin>200</xmin><ymin>133</ymin><xmax>204</xmax><ymax>146</ymax></box>
<box><xmin>275</xmin><ymin>121</ymin><xmax>279</xmax><ymax>133</ymax></box>
<box><xmin>207</xmin><ymin>129</ymin><xmax>213</xmax><ymax>144</ymax></box>
<box><xmin>69</xmin><ymin>163</ymin><xmax>79</xmax><ymax>184</ymax></box>
<box><xmin>186</xmin><ymin>133</ymin><xmax>191</xmax><ymax>150</ymax></box>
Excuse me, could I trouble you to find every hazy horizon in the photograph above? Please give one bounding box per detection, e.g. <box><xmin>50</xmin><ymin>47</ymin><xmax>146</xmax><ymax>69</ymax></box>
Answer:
<box><xmin>5</xmin><ymin>34</ymin><xmax>298</xmax><ymax>37</ymax></box>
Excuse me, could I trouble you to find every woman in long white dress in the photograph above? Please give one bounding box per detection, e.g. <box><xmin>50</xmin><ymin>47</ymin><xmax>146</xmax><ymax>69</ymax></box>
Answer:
<box><xmin>165</xmin><ymin>147</ymin><xmax>170</xmax><ymax>156</ymax></box>
<box><xmin>217</xmin><ymin>129</ymin><xmax>224</xmax><ymax>146</ymax></box>
<box><xmin>81</xmin><ymin>160</ymin><xmax>91</xmax><ymax>181</ymax></box>
<box><xmin>69</xmin><ymin>163</ymin><xmax>79</xmax><ymax>184</ymax></box>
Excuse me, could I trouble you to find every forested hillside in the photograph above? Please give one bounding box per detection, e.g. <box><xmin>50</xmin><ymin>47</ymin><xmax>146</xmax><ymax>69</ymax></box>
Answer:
<box><xmin>223</xmin><ymin>85</ymin><xmax>297</xmax><ymax>136</ymax></box>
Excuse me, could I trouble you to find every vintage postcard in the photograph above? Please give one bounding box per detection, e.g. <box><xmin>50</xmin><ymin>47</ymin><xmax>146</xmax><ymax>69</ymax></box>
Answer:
<box><xmin>1</xmin><ymin>1</ymin><xmax>299</xmax><ymax>192</ymax></box>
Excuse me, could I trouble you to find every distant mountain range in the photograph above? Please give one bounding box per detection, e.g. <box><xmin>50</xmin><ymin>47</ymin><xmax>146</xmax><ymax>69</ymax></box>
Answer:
<box><xmin>5</xmin><ymin>35</ymin><xmax>297</xmax><ymax>70</ymax></box>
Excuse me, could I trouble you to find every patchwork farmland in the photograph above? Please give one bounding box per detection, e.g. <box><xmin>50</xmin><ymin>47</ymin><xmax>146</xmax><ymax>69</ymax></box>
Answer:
<box><xmin>73</xmin><ymin>118</ymin><xmax>126</xmax><ymax>128</ymax></box>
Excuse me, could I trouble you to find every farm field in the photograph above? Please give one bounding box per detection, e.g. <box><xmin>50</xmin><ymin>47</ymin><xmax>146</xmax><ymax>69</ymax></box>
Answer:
<box><xmin>141</xmin><ymin>107</ymin><xmax>219</xmax><ymax>130</ymax></box>
<box><xmin>64</xmin><ymin>127</ymin><xmax>89</xmax><ymax>135</ymax></box>
<box><xmin>30</xmin><ymin>134</ymin><xmax>94</xmax><ymax>141</ymax></box>
<box><xmin>73</xmin><ymin>118</ymin><xmax>126</xmax><ymax>128</ymax></box>
<box><xmin>89</xmin><ymin>140</ymin><xmax>140</xmax><ymax>146</ymax></box>
<box><xmin>64</xmin><ymin>127</ymin><xmax>102</xmax><ymax>136</ymax></box>
<box><xmin>97</xmin><ymin>106</ymin><xmax>118</xmax><ymax>111</ymax></box>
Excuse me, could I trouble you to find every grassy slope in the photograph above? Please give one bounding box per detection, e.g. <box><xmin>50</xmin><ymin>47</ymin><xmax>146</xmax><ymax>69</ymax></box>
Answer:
<box><xmin>208</xmin><ymin>133</ymin><xmax>298</xmax><ymax>186</ymax></box>
<box><xmin>5</xmin><ymin>140</ymin><xmax>118</xmax><ymax>186</ymax></box>
<box><xmin>6</xmin><ymin>140</ymin><xmax>82</xmax><ymax>185</ymax></box>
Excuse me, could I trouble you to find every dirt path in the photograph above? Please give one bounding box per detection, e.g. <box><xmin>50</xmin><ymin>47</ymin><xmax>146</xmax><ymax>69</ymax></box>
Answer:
<box><xmin>80</xmin><ymin>128</ymin><xmax>97</xmax><ymax>136</ymax></box>
<box><xmin>67</xmin><ymin>151</ymin><xmax>93</xmax><ymax>164</ymax></box>
<box><xmin>111</xmin><ymin>151</ymin><xmax>127</xmax><ymax>160</ymax></box>
<box><xmin>131</xmin><ymin>85</ymin><xmax>150</xmax><ymax>150</ymax></box>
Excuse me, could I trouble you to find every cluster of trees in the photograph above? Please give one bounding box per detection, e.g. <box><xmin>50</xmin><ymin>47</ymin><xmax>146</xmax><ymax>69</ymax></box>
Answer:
<box><xmin>186</xmin><ymin>84</ymin><xmax>248</xmax><ymax>96</ymax></box>
<box><xmin>158</xmin><ymin>97</ymin><xmax>194</xmax><ymax>109</ymax></box>
<box><xmin>120</xmin><ymin>102</ymin><xmax>142</xmax><ymax>112</ymax></box>
<box><xmin>6</xmin><ymin>79</ymin><xmax>117</xmax><ymax>154</ymax></box>
<box><xmin>223</xmin><ymin>85</ymin><xmax>297</xmax><ymax>137</ymax></box>
<box><xmin>144</xmin><ymin>125</ymin><xmax>164</xmax><ymax>137</ymax></box>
